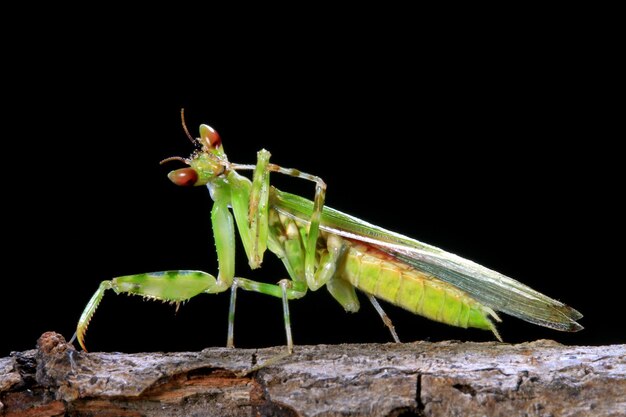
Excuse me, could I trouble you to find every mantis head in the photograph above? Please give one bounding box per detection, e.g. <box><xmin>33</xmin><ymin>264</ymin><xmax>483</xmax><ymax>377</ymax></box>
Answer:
<box><xmin>161</xmin><ymin>111</ymin><xmax>228</xmax><ymax>187</ymax></box>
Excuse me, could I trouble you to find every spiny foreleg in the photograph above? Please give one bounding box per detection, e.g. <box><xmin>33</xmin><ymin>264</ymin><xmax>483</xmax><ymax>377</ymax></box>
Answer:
<box><xmin>73</xmin><ymin>270</ymin><xmax>225</xmax><ymax>351</ymax></box>
<box><xmin>232</xmin><ymin>153</ymin><xmax>327</xmax><ymax>281</ymax></box>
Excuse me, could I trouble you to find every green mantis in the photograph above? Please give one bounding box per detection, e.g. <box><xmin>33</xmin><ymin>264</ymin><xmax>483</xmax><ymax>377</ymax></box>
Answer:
<box><xmin>74</xmin><ymin>112</ymin><xmax>583</xmax><ymax>352</ymax></box>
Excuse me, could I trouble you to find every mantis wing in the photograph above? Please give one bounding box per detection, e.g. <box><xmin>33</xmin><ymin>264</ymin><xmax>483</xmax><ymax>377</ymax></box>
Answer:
<box><xmin>271</xmin><ymin>188</ymin><xmax>583</xmax><ymax>332</ymax></box>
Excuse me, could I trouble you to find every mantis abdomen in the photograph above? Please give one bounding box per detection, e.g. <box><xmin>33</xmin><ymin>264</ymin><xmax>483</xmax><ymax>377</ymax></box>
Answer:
<box><xmin>340</xmin><ymin>241</ymin><xmax>501</xmax><ymax>339</ymax></box>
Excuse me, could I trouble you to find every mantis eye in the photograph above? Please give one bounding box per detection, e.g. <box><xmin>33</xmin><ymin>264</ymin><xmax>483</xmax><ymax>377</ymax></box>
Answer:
<box><xmin>168</xmin><ymin>168</ymin><xmax>199</xmax><ymax>187</ymax></box>
<box><xmin>200</xmin><ymin>124</ymin><xmax>222</xmax><ymax>149</ymax></box>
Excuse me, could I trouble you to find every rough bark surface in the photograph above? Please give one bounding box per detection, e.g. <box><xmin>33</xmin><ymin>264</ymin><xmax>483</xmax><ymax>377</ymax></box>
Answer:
<box><xmin>0</xmin><ymin>332</ymin><xmax>624</xmax><ymax>417</ymax></box>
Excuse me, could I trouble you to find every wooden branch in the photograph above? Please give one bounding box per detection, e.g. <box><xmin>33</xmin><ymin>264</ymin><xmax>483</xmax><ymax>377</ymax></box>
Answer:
<box><xmin>1</xmin><ymin>332</ymin><xmax>624</xmax><ymax>417</ymax></box>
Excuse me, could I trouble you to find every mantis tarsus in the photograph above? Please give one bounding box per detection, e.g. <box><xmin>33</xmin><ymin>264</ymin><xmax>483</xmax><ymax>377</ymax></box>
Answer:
<box><xmin>74</xmin><ymin>111</ymin><xmax>583</xmax><ymax>353</ymax></box>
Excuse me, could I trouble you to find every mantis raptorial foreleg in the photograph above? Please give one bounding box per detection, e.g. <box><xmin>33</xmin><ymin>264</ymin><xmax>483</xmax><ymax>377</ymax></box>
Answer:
<box><xmin>267</xmin><ymin>163</ymin><xmax>326</xmax><ymax>288</ymax></box>
<box><xmin>247</xmin><ymin>151</ymin><xmax>270</xmax><ymax>269</ymax></box>
<box><xmin>74</xmin><ymin>270</ymin><xmax>224</xmax><ymax>351</ymax></box>
<box><xmin>232</xmin><ymin>150</ymin><xmax>328</xmax><ymax>286</ymax></box>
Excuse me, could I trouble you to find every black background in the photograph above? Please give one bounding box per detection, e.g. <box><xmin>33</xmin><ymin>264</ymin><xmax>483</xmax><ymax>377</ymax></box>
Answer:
<box><xmin>2</xmin><ymin>26</ymin><xmax>622</xmax><ymax>357</ymax></box>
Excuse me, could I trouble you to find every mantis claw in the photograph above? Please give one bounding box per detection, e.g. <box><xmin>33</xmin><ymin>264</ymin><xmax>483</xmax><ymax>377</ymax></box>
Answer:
<box><xmin>76</xmin><ymin>281</ymin><xmax>112</xmax><ymax>351</ymax></box>
<box><xmin>75</xmin><ymin>271</ymin><xmax>220</xmax><ymax>351</ymax></box>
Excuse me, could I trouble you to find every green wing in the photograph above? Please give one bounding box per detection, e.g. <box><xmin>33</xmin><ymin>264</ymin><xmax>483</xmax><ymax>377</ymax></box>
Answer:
<box><xmin>271</xmin><ymin>188</ymin><xmax>583</xmax><ymax>332</ymax></box>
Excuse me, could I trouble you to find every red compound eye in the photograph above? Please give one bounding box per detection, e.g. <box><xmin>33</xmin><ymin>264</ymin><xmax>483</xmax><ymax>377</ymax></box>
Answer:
<box><xmin>167</xmin><ymin>168</ymin><xmax>199</xmax><ymax>187</ymax></box>
<box><xmin>200</xmin><ymin>124</ymin><xmax>222</xmax><ymax>148</ymax></box>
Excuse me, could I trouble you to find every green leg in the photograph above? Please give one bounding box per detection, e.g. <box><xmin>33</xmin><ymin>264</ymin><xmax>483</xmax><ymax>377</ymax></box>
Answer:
<box><xmin>306</xmin><ymin>234</ymin><xmax>344</xmax><ymax>291</ymax></box>
<box><xmin>225</xmin><ymin>274</ymin><xmax>308</xmax><ymax>350</ymax></box>
<box><xmin>315</xmin><ymin>236</ymin><xmax>399</xmax><ymax>342</ymax></box>
<box><xmin>319</xmin><ymin>237</ymin><xmax>401</xmax><ymax>342</ymax></box>
<box><xmin>211</xmin><ymin>200</ymin><xmax>236</xmax><ymax>289</ymax></box>
<box><xmin>75</xmin><ymin>270</ymin><xmax>221</xmax><ymax>351</ymax></box>
<box><xmin>228</xmin><ymin>277</ymin><xmax>307</xmax><ymax>353</ymax></box>
<box><xmin>227</xmin><ymin>280</ymin><xmax>238</xmax><ymax>348</ymax></box>
<box><xmin>236</xmin><ymin>279</ymin><xmax>295</xmax><ymax>376</ymax></box>
<box><xmin>280</xmin><ymin>279</ymin><xmax>294</xmax><ymax>352</ymax></box>
<box><xmin>247</xmin><ymin>150</ymin><xmax>271</xmax><ymax>269</ymax></box>
<box><xmin>75</xmin><ymin>187</ymin><xmax>238</xmax><ymax>351</ymax></box>
<box><xmin>367</xmin><ymin>294</ymin><xmax>401</xmax><ymax>343</ymax></box>
<box><xmin>265</xmin><ymin>163</ymin><xmax>326</xmax><ymax>287</ymax></box>
<box><xmin>234</xmin><ymin>154</ymin><xmax>328</xmax><ymax>287</ymax></box>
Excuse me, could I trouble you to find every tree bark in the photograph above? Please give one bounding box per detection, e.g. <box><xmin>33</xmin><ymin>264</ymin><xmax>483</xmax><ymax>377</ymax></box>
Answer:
<box><xmin>1</xmin><ymin>332</ymin><xmax>624</xmax><ymax>417</ymax></box>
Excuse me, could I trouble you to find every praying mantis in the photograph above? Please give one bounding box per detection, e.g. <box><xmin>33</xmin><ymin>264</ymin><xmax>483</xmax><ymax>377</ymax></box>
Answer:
<box><xmin>74</xmin><ymin>111</ymin><xmax>583</xmax><ymax>352</ymax></box>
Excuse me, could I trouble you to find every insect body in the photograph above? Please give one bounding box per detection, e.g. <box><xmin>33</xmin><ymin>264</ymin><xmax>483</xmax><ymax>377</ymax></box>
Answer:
<box><xmin>74</xmin><ymin>114</ymin><xmax>582</xmax><ymax>351</ymax></box>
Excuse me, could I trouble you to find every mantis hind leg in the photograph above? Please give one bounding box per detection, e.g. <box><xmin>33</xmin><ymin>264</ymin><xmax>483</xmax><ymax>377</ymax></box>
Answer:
<box><xmin>322</xmin><ymin>248</ymin><xmax>401</xmax><ymax>343</ymax></box>
<box><xmin>366</xmin><ymin>294</ymin><xmax>401</xmax><ymax>343</ymax></box>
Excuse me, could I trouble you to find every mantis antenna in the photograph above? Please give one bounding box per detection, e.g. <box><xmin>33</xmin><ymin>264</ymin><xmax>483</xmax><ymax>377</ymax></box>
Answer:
<box><xmin>159</xmin><ymin>156</ymin><xmax>187</xmax><ymax>165</ymax></box>
<box><xmin>180</xmin><ymin>108</ymin><xmax>195</xmax><ymax>144</ymax></box>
